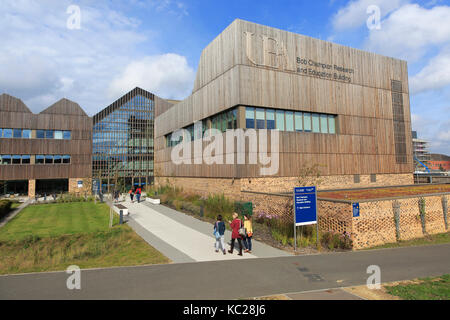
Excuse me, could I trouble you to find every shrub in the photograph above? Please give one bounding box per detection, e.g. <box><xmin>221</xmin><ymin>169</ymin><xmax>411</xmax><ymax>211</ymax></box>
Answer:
<box><xmin>0</xmin><ymin>200</ymin><xmax>12</xmax><ymax>219</ymax></box>
<box><xmin>204</xmin><ymin>194</ymin><xmax>234</xmax><ymax>219</ymax></box>
<box><xmin>321</xmin><ymin>231</ymin><xmax>353</xmax><ymax>250</ymax></box>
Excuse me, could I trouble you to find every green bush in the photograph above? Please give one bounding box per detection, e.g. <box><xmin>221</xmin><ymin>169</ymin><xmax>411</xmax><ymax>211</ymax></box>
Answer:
<box><xmin>321</xmin><ymin>231</ymin><xmax>353</xmax><ymax>250</ymax></box>
<box><xmin>0</xmin><ymin>200</ymin><xmax>12</xmax><ymax>219</ymax></box>
<box><xmin>204</xmin><ymin>194</ymin><xmax>234</xmax><ymax>219</ymax></box>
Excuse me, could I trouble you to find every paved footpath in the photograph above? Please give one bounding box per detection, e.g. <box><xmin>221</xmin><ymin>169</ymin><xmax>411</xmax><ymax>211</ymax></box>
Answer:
<box><xmin>1</xmin><ymin>243</ymin><xmax>449</xmax><ymax>299</ymax></box>
<box><xmin>121</xmin><ymin>199</ymin><xmax>290</xmax><ymax>263</ymax></box>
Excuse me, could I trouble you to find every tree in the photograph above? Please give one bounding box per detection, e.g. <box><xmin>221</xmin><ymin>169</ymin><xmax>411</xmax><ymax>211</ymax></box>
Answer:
<box><xmin>297</xmin><ymin>163</ymin><xmax>324</xmax><ymax>187</ymax></box>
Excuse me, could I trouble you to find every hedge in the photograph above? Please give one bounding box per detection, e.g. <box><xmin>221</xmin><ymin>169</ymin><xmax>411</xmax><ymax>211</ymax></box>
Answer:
<box><xmin>0</xmin><ymin>200</ymin><xmax>12</xmax><ymax>220</ymax></box>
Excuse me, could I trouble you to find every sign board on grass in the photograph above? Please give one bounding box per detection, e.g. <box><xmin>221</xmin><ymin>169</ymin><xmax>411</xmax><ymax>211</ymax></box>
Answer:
<box><xmin>293</xmin><ymin>186</ymin><xmax>317</xmax><ymax>226</ymax></box>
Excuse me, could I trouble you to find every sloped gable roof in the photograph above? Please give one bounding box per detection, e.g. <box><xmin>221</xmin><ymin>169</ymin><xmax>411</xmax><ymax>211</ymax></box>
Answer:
<box><xmin>0</xmin><ymin>93</ymin><xmax>32</xmax><ymax>113</ymax></box>
<box><xmin>39</xmin><ymin>98</ymin><xmax>87</xmax><ymax>116</ymax></box>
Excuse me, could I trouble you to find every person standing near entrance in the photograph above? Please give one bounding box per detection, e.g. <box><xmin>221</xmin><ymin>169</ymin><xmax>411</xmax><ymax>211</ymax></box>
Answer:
<box><xmin>214</xmin><ymin>215</ymin><xmax>226</xmax><ymax>255</ymax></box>
<box><xmin>129</xmin><ymin>188</ymin><xmax>134</xmax><ymax>203</ymax></box>
<box><xmin>243</xmin><ymin>214</ymin><xmax>253</xmax><ymax>253</ymax></box>
<box><xmin>227</xmin><ymin>212</ymin><xmax>243</xmax><ymax>256</ymax></box>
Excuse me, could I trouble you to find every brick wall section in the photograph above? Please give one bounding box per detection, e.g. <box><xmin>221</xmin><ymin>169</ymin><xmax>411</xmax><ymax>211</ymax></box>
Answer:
<box><xmin>28</xmin><ymin>179</ymin><xmax>35</xmax><ymax>198</ymax></box>
<box><xmin>68</xmin><ymin>178</ymin><xmax>92</xmax><ymax>195</ymax></box>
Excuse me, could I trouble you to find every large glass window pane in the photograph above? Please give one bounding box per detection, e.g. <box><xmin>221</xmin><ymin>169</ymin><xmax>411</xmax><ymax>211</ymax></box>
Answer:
<box><xmin>13</xmin><ymin>129</ymin><xmax>22</xmax><ymax>138</ymax></box>
<box><xmin>54</xmin><ymin>155</ymin><xmax>62</xmax><ymax>164</ymax></box>
<box><xmin>3</xmin><ymin>129</ymin><xmax>12</xmax><ymax>138</ymax></box>
<box><xmin>303</xmin><ymin>113</ymin><xmax>311</xmax><ymax>132</ymax></box>
<box><xmin>22</xmin><ymin>129</ymin><xmax>31</xmax><ymax>138</ymax></box>
<box><xmin>54</xmin><ymin>131</ymin><xmax>63</xmax><ymax>139</ymax></box>
<box><xmin>245</xmin><ymin>107</ymin><xmax>255</xmax><ymax>129</ymax></box>
<box><xmin>0</xmin><ymin>128</ymin><xmax>2</xmax><ymax>138</ymax></box>
<box><xmin>22</xmin><ymin>155</ymin><xmax>30</xmax><ymax>164</ymax></box>
<box><xmin>36</xmin><ymin>155</ymin><xmax>44</xmax><ymax>164</ymax></box>
<box><xmin>276</xmin><ymin>110</ymin><xmax>285</xmax><ymax>130</ymax></box>
<box><xmin>63</xmin><ymin>155</ymin><xmax>71</xmax><ymax>164</ymax></box>
<box><xmin>63</xmin><ymin>131</ymin><xmax>71</xmax><ymax>139</ymax></box>
<box><xmin>256</xmin><ymin>108</ymin><xmax>265</xmax><ymax>129</ymax></box>
<box><xmin>320</xmin><ymin>114</ymin><xmax>328</xmax><ymax>133</ymax></box>
<box><xmin>36</xmin><ymin>130</ymin><xmax>45</xmax><ymax>139</ymax></box>
<box><xmin>295</xmin><ymin>112</ymin><xmax>303</xmax><ymax>131</ymax></box>
<box><xmin>12</xmin><ymin>155</ymin><xmax>21</xmax><ymax>164</ymax></box>
<box><xmin>2</xmin><ymin>155</ymin><xmax>11</xmax><ymax>164</ymax></box>
<box><xmin>221</xmin><ymin>113</ymin><xmax>227</xmax><ymax>132</ymax></box>
<box><xmin>45</xmin><ymin>155</ymin><xmax>53</xmax><ymax>164</ymax></box>
<box><xmin>232</xmin><ymin>109</ymin><xmax>237</xmax><ymax>129</ymax></box>
<box><xmin>285</xmin><ymin>111</ymin><xmax>294</xmax><ymax>131</ymax></box>
<box><xmin>328</xmin><ymin>115</ymin><xmax>336</xmax><ymax>134</ymax></box>
<box><xmin>45</xmin><ymin>130</ymin><xmax>54</xmax><ymax>139</ymax></box>
<box><xmin>266</xmin><ymin>109</ymin><xmax>275</xmax><ymax>129</ymax></box>
<box><xmin>312</xmin><ymin>114</ymin><xmax>320</xmax><ymax>133</ymax></box>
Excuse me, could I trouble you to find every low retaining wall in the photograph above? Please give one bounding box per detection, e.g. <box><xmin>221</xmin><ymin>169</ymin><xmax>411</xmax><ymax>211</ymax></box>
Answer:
<box><xmin>241</xmin><ymin>190</ymin><xmax>449</xmax><ymax>249</ymax></box>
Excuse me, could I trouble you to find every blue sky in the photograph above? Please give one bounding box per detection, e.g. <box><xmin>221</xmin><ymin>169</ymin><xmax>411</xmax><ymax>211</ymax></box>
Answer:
<box><xmin>0</xmin><ymin>0</ymin><xmax>449</xmax><ymax>154</ymax></box>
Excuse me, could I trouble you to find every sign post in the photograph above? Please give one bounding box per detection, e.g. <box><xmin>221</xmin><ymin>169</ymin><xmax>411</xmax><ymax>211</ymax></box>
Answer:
<box><xmin>293</xmin><ymin>186</ymin><xmax>318</xmax><ymax>251</ymax></box>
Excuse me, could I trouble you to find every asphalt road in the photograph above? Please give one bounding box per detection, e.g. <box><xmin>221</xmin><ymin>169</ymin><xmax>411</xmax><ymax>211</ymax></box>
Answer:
<box><xmin>1</xmin><ymin>243</ymin><xmax>449</xmax><ymax>300</ymax></box>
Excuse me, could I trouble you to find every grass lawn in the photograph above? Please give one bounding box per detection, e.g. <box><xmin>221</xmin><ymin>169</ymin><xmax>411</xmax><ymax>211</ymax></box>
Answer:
<box><xmin>0</xmin><ymin>202</ymin><xmax>170</xmax><ymax>275</ymax></box>
<box><xmin>365</xmin><ymin>232</ymin><xmax>450</xmax><ymax>250</ymax></box>
<box><xmin>385</xmin><ymin>274</ymin><xmax>450</xmax><ymax>300</ymax></box>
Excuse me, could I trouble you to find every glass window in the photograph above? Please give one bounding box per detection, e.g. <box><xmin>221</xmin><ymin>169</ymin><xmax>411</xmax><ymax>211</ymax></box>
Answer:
<box><xmin>54</xmin><ymin>131</ymin><xmax>63</xmax><ymax>139</ymax></box>
<box><xmin>320</xmin><ymin>114</ymin><xmax>328</xmax><ymax>133</ymax></box>
<box><xmin>266</xmin><ymin>109</ymin><xmax>275</xmax><ymax>129</ymax></box>
<box><xmin>12</xmin><ymin>155</ymin><xmax>21</xmax><ymax>164</ymax></box>
<box><xmin>328</xmin><ymin>115</ymin><xmax>336</xmax><ymax>134</ymax></box>
<box><xmin>2</xmin><ymin>155</ymin><xmax>11</xmax><ymax>164</ymax></box>
<box><xmin>312</xmin><ymin>114</ymin><xmax>320</xmax><ymax>133</ymax></box>
<box><xmin>45</xmin><ymin>130</ymin><xmax>54</xmax><ymax>139</ymax></box>
<box><xmin>45</xmin><ymin>155</ymin><xmax>53</xmax><ymax>164</ymax></box>
<box><xmin>303</xmin><ymin>113</ymin><xmax>311</xmax><ymax>132</ymax></box>
<box><xmin>54</xmin><ymin>155</ymin><xmax>62</xmax><ymax>164</ymax></box>
<box><xmin>232</xmin><ymin>109</ymin><xmax>237</xmax><ymax>129</ymax></box>
<box><xmin>36</xmin><ymin>155</ymin><xmax>44</xmax><ymax>164</ymax></box>
<box><xmin>0</xmin><ymin>128</ymin><xmax>2</xmax><ymax>138</ymax></box>
<box><xmin>221</xmin><ymin>113</ymin><xmax>227</xmax><ymax>132</ymax></box>
<box><xmin>63</xmin><ymin>155</ymin><xmax>70</xmax><ymax>164</ymax></box>
<box><xmin>295</xmin><ymin>112</ymin><xmax>303</xmax><ymax>131</ymax></box>
<box><xmin>36</xmin><ymin>130</ymin><xmax>45</xmax><ymax>139</ymax></box>
<box><xmin>13</xmin><ymin>129</ymin><xmax>22</xmax><ymax>138</ymax></box>
<box><xmin>22</xmin><ymin>155</ymin><xmax>30</xmax><ymax>164</ymax></box>
<box><xmin>22</xmin><ymin>129</ymin><xmax>31</xmax><ymax>139</ymax></box>
<box><xmin>256</xmin><ymin>108</ymin><xmax>265</xmax><ymax>129</ymax></box>
<box><xmin>285</xmin><ymin>111</ymin><xmax>294</xmax><ymax>131</ymax></box>
<box><xmin>3</xmin><ymin>129</ymin><xmax>12</xmax><ymax>138</ymax></box>
<box><xmin>245</xmin><ymin>107</ymin><xmax>255</xmax><ymax>129</ymax></box>
<box><xmin>276</xmin><ymin>110</ymin><xmax>285</xmax><ymax>130</ymax></box>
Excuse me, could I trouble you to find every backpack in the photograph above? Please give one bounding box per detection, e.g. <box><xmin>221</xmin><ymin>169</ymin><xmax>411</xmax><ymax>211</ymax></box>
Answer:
<box><xmin>214</xmin><ymin>222</ymin><xmax>221</xmax><ymax>239</ymax></box>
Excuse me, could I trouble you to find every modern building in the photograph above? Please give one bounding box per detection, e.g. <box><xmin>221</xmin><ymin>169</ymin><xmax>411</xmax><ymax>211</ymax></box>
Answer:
<box><xmin>92</xmin><ymin>87</ymin><xmax>171</xmax><ymax>193</ymax></box>
<box><xmin>428</xmin><ymin>153</ymin><xmax>450</xmax><ymax>172</ymax></box>
<box><xmin>412</xmin><ymin>131</ymin><xmax>431</xmax><ymax>172</ymax></box>
<box><xmin>154</xmin><ymin>19</ymin><xmax>414</xmax><ymax>197</ymax></box>
<box><xmin>0</xmin><ymin>94</ymin><xmax>92</xmax><ymax>197</ymax></box>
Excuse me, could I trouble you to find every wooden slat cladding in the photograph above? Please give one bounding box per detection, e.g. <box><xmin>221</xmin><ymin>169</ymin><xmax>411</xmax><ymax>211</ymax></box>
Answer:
<box><xmin>155</xmin><ymin>19</ymin><xmax>413</xmax><ymax>178</ymax></box>
<box><xmin>0</xmin><ymin>97</ymin><xmax>92</xmax><ymax>180</ymax></box>
<box><xmin>0</xmin><ymin>94</ymin><xmax>32</xmax><ymax>113</ymax></box>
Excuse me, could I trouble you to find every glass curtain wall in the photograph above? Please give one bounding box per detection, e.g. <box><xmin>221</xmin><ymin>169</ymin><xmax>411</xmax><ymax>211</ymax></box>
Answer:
<box><xmin>93</xmin><ymin>89</ymin><xmax>155</xmax><ymax>192</ymax></box>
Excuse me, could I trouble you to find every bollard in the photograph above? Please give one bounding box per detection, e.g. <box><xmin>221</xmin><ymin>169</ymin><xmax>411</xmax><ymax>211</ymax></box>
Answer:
<box><xmin>200</xmin><ymin>205</ymin><xmax>204</xmax><ymax>217</ymax></box>
<box><xmin>442</xmin><ymin>196</ymin><xmax>448</xmax><ymax>230</ymax></box>
<box><xmin>119</xmin><ymin>210</ymin><xmax>123</xmax><ymax>225</ymax></box>
<box><xmin>393</xmin><ymin>200</ymin><xmax>401</xmax><ymax>241</ymax></box>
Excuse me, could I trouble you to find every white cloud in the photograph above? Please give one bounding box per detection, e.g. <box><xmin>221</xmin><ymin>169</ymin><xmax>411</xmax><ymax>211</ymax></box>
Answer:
<box><xmin>410</xmin><ymin>47</ymin><xmax>450</xmax><ymax>93</ymax></box>
<box><xmin>412</xmin><ymin>114</ymin><xmax>450</xmax><ymax>155</ymax></box>
<box><xmin>332</xmin><ymin>0</ymin><xmax>408</xmax><ymax>31</ymax></box>
<box><xmin>108</xmin><ymin>54</ymin><xmax>195</xmax><ymax>100</ymax></box>
<box><xmin>0</xmin><ymin>0</ymin><xmax>153</xmax><ymax>114</ymax></box>
<box><xmin>364</xmin><ymin>4</ymin><xmax>450</xmax><ymax>61</ymax></box>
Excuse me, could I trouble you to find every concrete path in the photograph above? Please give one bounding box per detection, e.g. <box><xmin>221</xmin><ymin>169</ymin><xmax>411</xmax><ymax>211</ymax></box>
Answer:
<box><xmin>1</xmin><ymin>243</ymin><xmax>448</xmax><ymax>299</ymax></box>
<box><xmin>120</xmin><ymin>199</ymin><xmax>290</xmax><ymax>263</ymax></box>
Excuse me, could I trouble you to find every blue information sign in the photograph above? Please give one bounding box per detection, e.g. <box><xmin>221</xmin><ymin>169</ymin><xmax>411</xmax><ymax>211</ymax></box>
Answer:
<box><xmin>293</xmin><ymin>186</ymin><xmax>317</xmax><ymax>226</ymax></box>
<box><xmin>352</xmin><ymin>203</ymin><xmax>360</xmax><ymax>217</ymax></box>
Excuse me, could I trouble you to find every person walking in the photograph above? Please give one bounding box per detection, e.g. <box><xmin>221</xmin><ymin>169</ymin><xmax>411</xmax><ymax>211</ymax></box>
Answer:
<box><xmin>135</xmin><ymin>187</ymin><xmax>141</xmax><ymax>203</ymax></box>
<box><xmin>243</xmin><ymin>214</ymin><xmax>253</xmax><ymax>253</ymax></box>
<box><xmin>129</xmin><ymin>188</ymin><xmax>134</xmax><ymax>203</ymax></box>
<box><xmin>227</xmin><ymin>212</ymin><xmax>243</xmax><ymax>256</ymax></box>
<box><xmin>214</xmin><ymin>215</ymin><xmax>226</xmax><ymax>255</ymax></box>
